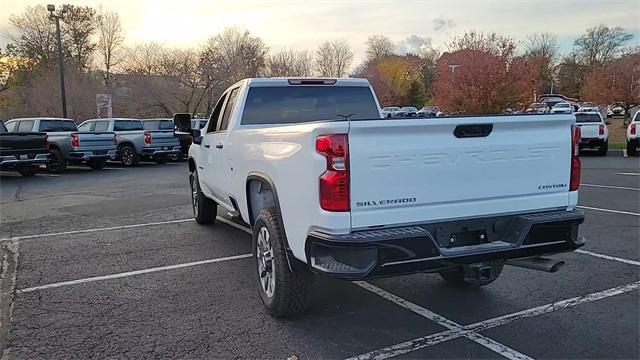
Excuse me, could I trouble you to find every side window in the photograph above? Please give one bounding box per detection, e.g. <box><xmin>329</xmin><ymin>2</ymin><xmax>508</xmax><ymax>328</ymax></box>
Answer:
<box><xmin>39</xmin><ymin>120</ymin><xmax>62</xmax><ymax>132</ymax></box>
<box><xmin>17</xmin><ymin>120</ymin><xmax>34</xmax><ymax>132</ymax></box>
<box><xmin>78</xmin><ymin>122</ymin><xmax>94</xmax><ymax>131</ymax></box>
<box><xmin>94</xmin><ymin>121</ymin><xmax>109</xmax><ymax>131</ymax></box>
<box><xmin>114</xmin><ymin>120</ymin><xmax>143</xmax><ymax>131</ymax></box>
<box><xmin>218</xmin><ymin>88</ymin><xmax>239</xmax><ymax>131</ymax></box>
<box><xmin>207</xmin><ymin>93</ymin><xmax>228</xmax><ymax>133</ymax></box>
<box><xmin>5</xmin><ymin>122</ymin><xmax>17</xmax><ymax>132</ymax></box>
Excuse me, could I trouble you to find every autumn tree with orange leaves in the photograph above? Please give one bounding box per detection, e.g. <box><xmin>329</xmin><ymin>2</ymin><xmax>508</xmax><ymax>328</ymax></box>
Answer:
<box><xmin>433</xmin><ymin>47</ymin><xmax>536</xmax><ymax>114</ymax></box>
<box><xmin>582</xmin><ymin>52</ymin><xmax>640</xmax><ymax>116</ymax></box>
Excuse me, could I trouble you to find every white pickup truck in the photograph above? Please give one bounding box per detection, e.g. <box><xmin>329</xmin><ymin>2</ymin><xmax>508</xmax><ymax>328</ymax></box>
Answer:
<box><xmin>187</xmin><ymin>78</ymin><xmax>585</xmax><ymax>317</ymax></box>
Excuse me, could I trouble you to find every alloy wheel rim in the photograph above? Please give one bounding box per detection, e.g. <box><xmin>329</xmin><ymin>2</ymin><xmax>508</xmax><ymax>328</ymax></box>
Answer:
<box><xmin>257</xmin><ymin>226</ymin><xmax>275</xmax><ymax>297</ymax></box>
<box><xmin>122</xmin><ymin>149</ymin><xmax>133</xmax><ymax>165</ymax></box>
<box><xmin>191</xmin><ymin>176</ymin><xmax>199</xmax><ymax>217</ymax></box>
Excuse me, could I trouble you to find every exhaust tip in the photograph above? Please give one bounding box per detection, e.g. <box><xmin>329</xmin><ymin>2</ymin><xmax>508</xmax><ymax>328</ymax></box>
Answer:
<box><xmin>549</xmin><ymin>260</ymin><xmax>565</xmax><ymax>273</ymax></box>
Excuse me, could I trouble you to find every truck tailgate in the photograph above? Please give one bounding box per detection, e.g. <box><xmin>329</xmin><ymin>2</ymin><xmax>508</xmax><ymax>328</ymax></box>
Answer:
<box><xmin>77</xmin><ymin>132</ymin><xmax>116</xmax><ymax>147</ymax></box>
<box><xmin>348</xmin><ymin>115</ymin><xmax>574</xmax><ymax>229</ymax></box>
<box><xmin>576</xmin><ymin>123</ymin><xmax>600</xmax><ymax>138</ymax></box>
<box><xmin>149</xmin><ymin>131</ymin><xmax>179</xmax><ymax>146</ymax></box>
<box><xmin>0</xmin><ymin>133</ymin><xmax>47</xmax><ymax>152</ymax></box>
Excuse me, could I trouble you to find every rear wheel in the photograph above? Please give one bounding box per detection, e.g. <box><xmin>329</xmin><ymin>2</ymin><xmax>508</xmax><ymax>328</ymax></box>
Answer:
<box><xmin>119</xmin><ymin>145</ymin><xmax>138</xmax><ymax>167</ymax></box>
<box><xmin>189</xmin><ymin>170</ymin><xmax>217</xmax><ymax>224</ymax></box>
<box><xmin>46</xmin><ymin>149</ymin><xmax>67</xmax><ymax>173</ymax></box>
<box><xmin>18</xmin><ymin>166</ymin><xmax>39</xmax><ymax>177</ymax></box>
<box><xmin>253</xmin><ymin>207</ymin><xmax>311</xmax><ymax>317</ymax></box>
<box><xmin>628</xmin><ymin>141</ymin><xmax>638</xmax><ymax>156</ymax></box>
<box><xmin>87</xmin><ymin>159</ymin><xmax>107</xmax><ymax>170</ymax></box>
<box><xmin>439</xmin><ymin>261</ymin><xmax>504</xmax><ymax>288</ymax></box>
<box><xmin>597</xmin><ymin>141</ymin><xmax>608</xmax><ymax>156</ymax></box>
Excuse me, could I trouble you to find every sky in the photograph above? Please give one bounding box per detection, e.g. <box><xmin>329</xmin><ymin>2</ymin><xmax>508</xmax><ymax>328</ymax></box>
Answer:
<box><xmin>1</xmin><ymin>0</ymin><xmax>639</xmax><ymax>64</ymax></box>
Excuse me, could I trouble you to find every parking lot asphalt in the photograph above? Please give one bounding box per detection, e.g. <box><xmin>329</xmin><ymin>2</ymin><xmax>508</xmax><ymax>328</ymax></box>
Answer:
<box><xmin>0</xmin><ymin>153</ymin><xmax>638</xmax><ymax>359</ymax></box>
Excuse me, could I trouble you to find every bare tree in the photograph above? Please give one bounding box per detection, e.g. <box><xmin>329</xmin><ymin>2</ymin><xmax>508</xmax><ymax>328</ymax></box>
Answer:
<box><xmin>97</xmin><ymin>10</ymin><xmax>124</xmax><ymax>85</ymax></box>
<box><xmin>316</xmin><ymin>40</ymin><xmax>354</xmax><ymax>77</ymax></box>
<box><xmin>574</xmin><ymin>25</ymin><xmax>634</xmax><ymax>67</ymax></box>
<box><xmin>201</xmin><ymin>27</ymin><xmax>267</xmax><ymax>89</ymax></box>
<box><xmin>265</xmin><ymin>49</ymin><xmax>314</xmax><ymax>77</ymax></box>
<box><xmin>6</xmin><ymin>5</ymin><xmax>57</xmax><ymax>64</ymax></box>
<box><xmin>123</xmin><ymin>42</ymin><xmax>163</xmax><ymax>75</ymax></box>
<box><xmin>448</xmin><ymin>31</ymin><xmax>515</xmax><ymax>59</ymax></box>
<box><xmin>62</xmin><ymin>5</ymin><xmax>100</xmax><ymax>71</ymax></box>
<box><xmin>158</xmin><ymin>48</ymin><xmax>213</xmax><ymax>115</ymax></box>
<box><xmin>525</xmin><ymin>33</ymin><xmax>559</xmax><ymax>63</ymax></box>
<box><xmin>365</xmin><ymin>35</ymin><xmax>394</xmax><ymax>62</ymax></box>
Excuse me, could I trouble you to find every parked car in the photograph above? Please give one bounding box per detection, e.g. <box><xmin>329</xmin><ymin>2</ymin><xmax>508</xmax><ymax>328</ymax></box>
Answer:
<box><xmin>188</xmin><ymin>77</ymin><xmax>584</xmax><ymax>318</ymax></box>
<box><xmin>627</xmin><ymin>112</ymin><xmax>638</xmax><ymax>156</ymax></box>
<box><xmin>397</xmin><ymin>106</ymin><xmax>418</xmax><ymax>117</ymax></box>
<box><xmin>6</xmin><ymin>118</ymin><xmax>117</xmax><ymax>173</ymax></box>
<box><xmin>417</xmin><ymin>106</ymin><xmax>440</xmax><ymax>117</ymax></box>
<box><xmin>79</xmin><ymin>118</ymin><xmax>181</xmax><ymax>166</ymax></box>
<box><xmin>551</xmin><ymin>102</ymin><xmax>573</xmax><ymax>114</ymax></box>
<box><xmin>608</xmin><ymin>104</ymin><xmax>625</xmax><ymax>118</ymax></box>
<box><xmin>141</xmin><ymin>118</ymin><xmax>189</xmax><ymax>161</ymax></box>
<box><xmin>0</xmin><ymin>121</ymin><xmax>49</xmax><ymax>176</ymax></box>
<box><xmin>577</xmin><ymin>103</ymin><xmax>600</xmax><ymax>113</ymax></box>
<box><xmin>575</xmin><ymin>112</ymin><xmax>609</xmax><ymax>155</ymax></box>
<box><xmin>381</xmin><ymin>107</ymin><xmax>401</xmax><ymax>118</ymax></box>
<box><xmin>525</xmin><ymin>103</ymin><xmax>549</xmax><ymax>114</ymax></box>
<box><xmin>191</xmin><ymin>119</ymin><xmax>208</xmax><ymax>130</ymax></box>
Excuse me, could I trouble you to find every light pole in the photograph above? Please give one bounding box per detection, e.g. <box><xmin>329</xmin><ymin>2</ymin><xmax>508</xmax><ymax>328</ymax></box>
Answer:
<box><xmin>48</xmin><ymin>4</ymin><xmax>67</xmax><ymax>118</ymax></box>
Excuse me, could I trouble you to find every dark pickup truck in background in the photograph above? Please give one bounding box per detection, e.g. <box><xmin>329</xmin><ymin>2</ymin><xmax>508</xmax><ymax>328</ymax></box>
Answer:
<box><xmin>0</xmin><ymin>121</ymin><xmax>49</xmax><ymax>176</ymax></box>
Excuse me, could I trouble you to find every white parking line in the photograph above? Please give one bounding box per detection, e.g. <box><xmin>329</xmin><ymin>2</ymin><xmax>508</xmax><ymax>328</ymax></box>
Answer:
<box><xmin>617</xmin><ymin>172</ymin><xmax>639</xmax><ymax>176</ymax></box>
<box><xmin>577</xmin><ymin>206</ymin><xmax>639</xmax><ymax>216</ymax></box>
<box><xmin>576</xmin><ymin>249</ymin><xmax>640</xmax><ymax>267</ymax></box>
<box><xmin>0</xmin><ymin>216</ymin><xmax>251</xmax><ymax>242</ymax></box>
<box><xmin>16</xmin><ymin>253</ymin><xmax>252</xmax><ymax>294</ymax></box>
<box><xmin>0</xmin><ymin>218</ymin><xmax>194</xmax><ymax>242</ymax></box>
<box><xmin>623</xmin><ymin>149</ymin><xmax>628</xmax><ymax>157</ymax></box>
<box><xmin>354</xmin><ymin>281</ymin><xmax>533</xmax><ymax>360</ymax></box>
<box><xmin>581</xmin><ymin>183</ymin><xmax>639</xmax><ymax>191</ymax></box>
<box><xmin>348</xmin><ymin>281</ymin><xmax>640</xmax><ymax>360</ymax></box>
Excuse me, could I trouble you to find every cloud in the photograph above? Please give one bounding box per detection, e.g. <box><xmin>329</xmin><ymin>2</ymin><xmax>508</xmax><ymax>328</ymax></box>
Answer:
<box><xmin>396</xmin><ymin>35</ymin><xmax>432</xmax><ymax>55</ymax></box>
<box><xmin>433</xmin><ymin>16</ymin><xmax>455</xmax><ymax>32</ymax></box>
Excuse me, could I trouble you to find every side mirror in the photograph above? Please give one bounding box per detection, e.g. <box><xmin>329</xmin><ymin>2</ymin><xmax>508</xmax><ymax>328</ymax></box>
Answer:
<box><xmin>173</xmin><ymin>113</ymin><xmax>191</xmax><ymax>133</ymax></box>
<box><xmin>605</xmin><ymin>119</ymin><xmax>612</xmax><ymax>125</ymax></box>
<box><xmin>191</xmin><ymin>129</ymin><xmax>202</xmax><ymax>144</ymax></box>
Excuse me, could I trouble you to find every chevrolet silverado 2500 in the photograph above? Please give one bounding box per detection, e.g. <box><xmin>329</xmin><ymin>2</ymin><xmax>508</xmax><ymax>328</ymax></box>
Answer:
<box><xmin>187</xmin><ymin>78</ymin><xmax>585</xmax><ymax>317</ymax></box>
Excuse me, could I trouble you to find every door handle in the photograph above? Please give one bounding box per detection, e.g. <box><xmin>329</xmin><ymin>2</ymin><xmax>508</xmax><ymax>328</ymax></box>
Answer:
<box><xmin>215</xmin><ymin>143</ymin><xmax>224</xmax><ymax>149</ymax></box>
<box><xmin>204</xmin><ymin>144</ymin><xmax>210</xmax><ymax>148</ymax></box>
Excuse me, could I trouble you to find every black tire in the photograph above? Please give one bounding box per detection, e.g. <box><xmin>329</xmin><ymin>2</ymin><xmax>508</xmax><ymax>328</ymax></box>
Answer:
<box><xmin>154</xmin><ymin>155</ymin><xmax>169</xmax><ymax>164</ymax></box>
<box><xmin>439</xmin><ymin>261</ymin><xmax>504</xmax><ymax>288</ymax></box>
<box><xmin>628</xmin><ymin>141</ymin><xmax>638</xmax><ymax>156</ymax></box>
<box><xmin>253</xmin><ymin>207</ymin><xmax>312</xmax><ymax>318</ymax></box>
<box><xmin>46</xmin><ymin>149</ymin><xmax>67</xmax><ymax>173</ymax></box>
<box><xmin>169</xmin><ymin>152</ymin><xmax>184</xmax><ymax>162</ymax></box>
<box><xmin>87</xmin><ymin>159</ymin><xmax>107</xmax><ymax>170</ymax></box>
<box><xmin>18</xmin><ymin>166</ymin><xmax>39</xmax><ymax>177</ymax></box>
<box><xmin>119</xmin><ymin>145</ymin><xmax>139</xmax><ymax>167</ymax></box>
<box><xmin>189</xmin><ymin>170</ymin><xmax>217</xmax><ymax>224</ymax></box>
<box><xmin>597</xmin><ymin>141</ymin><xmax>608</xmax><ymax>156</ymax></box>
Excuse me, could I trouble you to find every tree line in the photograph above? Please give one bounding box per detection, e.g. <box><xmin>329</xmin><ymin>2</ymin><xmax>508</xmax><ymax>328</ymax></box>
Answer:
<box><xmin>0</xmin><ymin>4</ymin><xmax>638</xmax><ymax>120</ymax></box>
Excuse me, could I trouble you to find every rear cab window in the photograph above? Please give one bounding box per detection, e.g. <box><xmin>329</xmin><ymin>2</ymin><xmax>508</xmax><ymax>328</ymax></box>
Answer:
<box><xmin>240</xmin><ymin>86</ymin><xmax>380</xmax><ymax>125</ymax></box>
<box><xmin>39</xmin><ymin>120</ymin><xmax>76</xmax><ymax>132</ymax></box>
<box><xmin>575</xmin><ymin>114</ymin><xmax>603</xmax><ymax>123</ymax></box>
<box><xmin>114</xmin><ymin>120</ymin><xmax>144</xmax><ymax>131</ymax></box>
<box><xmin>63</xmin><ymin>121</ymin><xmax>78</xmax><ymax>131</ymax></box>
<box><xmin>78</xmin><ymin>122</ymin><xmax>94</xmax><ymax>131</ymax></box>
<box><xmin>143</xmin><ymin>120</ymin><xmax>174</xmax><ymax>131</ymax></box>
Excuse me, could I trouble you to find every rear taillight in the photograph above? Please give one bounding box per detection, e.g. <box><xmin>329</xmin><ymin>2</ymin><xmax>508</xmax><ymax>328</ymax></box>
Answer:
<box><xmin>570</xmin><ymin>125</ymin><xmax>581</xmax><ymax>191</ymax></box>
<box><xmin>70</xmin><ymin>133</ymin><xmax>79</xmax><ymax>148</ymax></box>
<box><xmin>599</xmin><ymin>124</ymin><xmax>605</xmax><ymax>135</ymax></box>
<box><xmin>631</xmin><ymin>123</ymin><xmax>637</xmax><ymax>135</ymax></box>
<box><xmin>144</xmin><ymin>131</ymin><xmax>151</xmax><ymax>144</ymax></box>
<box><xmin>316</xmin><ymin>134</ymin><xmax>349</xmax><ymax>212</ymax></box>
